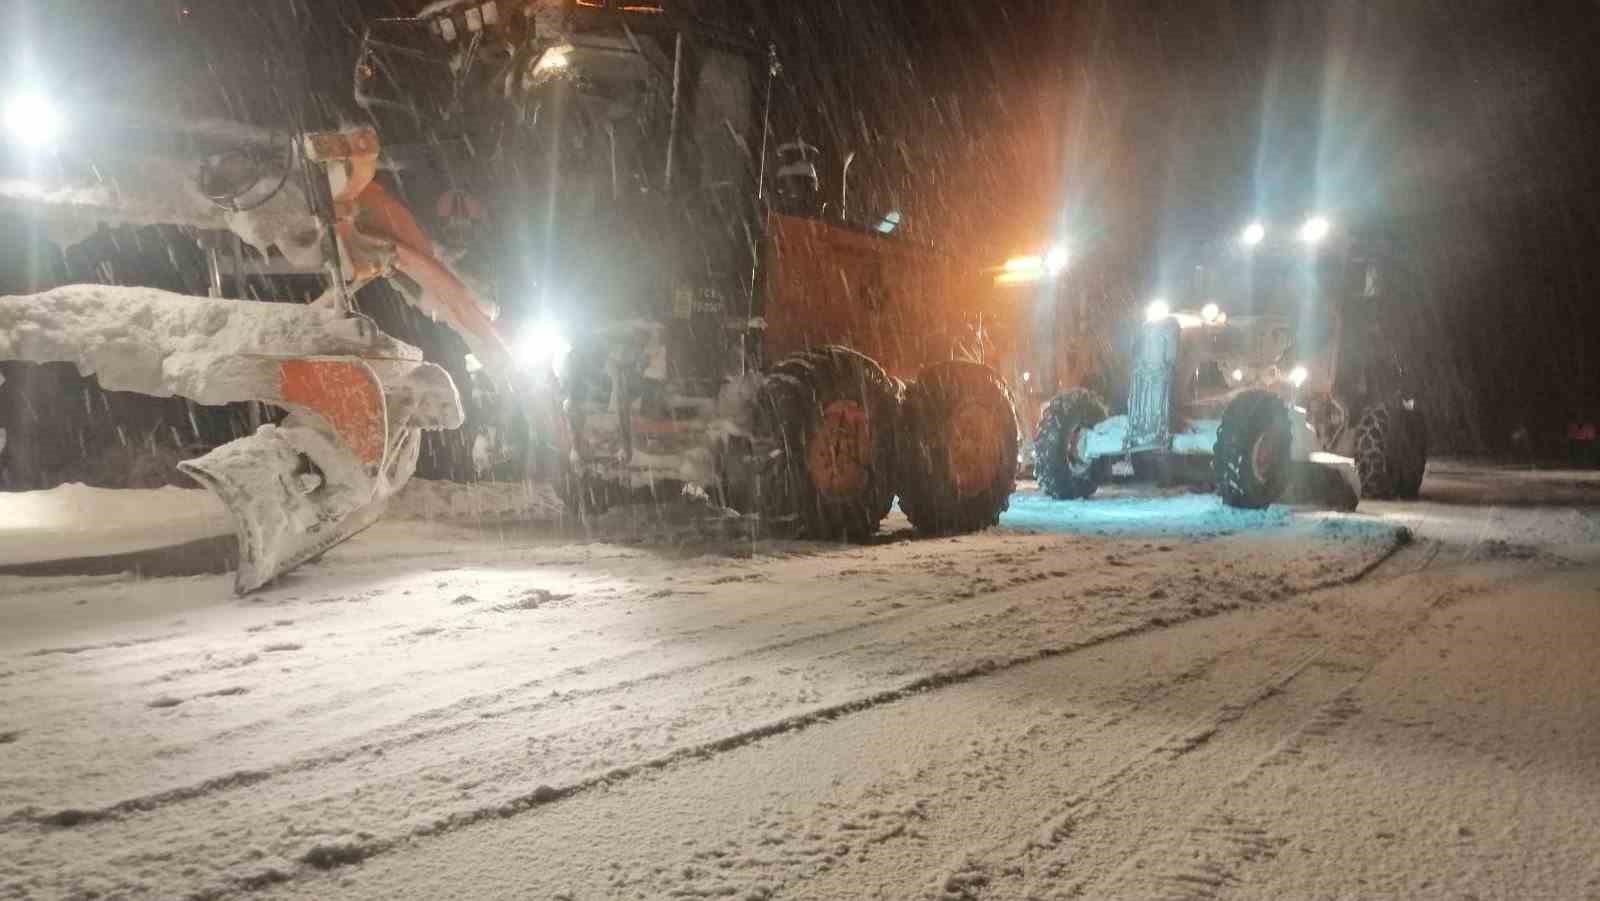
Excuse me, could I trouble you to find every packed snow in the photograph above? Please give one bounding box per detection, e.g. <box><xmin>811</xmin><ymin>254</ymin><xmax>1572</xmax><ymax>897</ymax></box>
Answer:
<box><xmin>1002</xmin><ymin>487</ymin><xmax>1294</xmax><ymax>536</ymax></box>
<box><xmin>0</xmin><ymin>483</ymin><xmax>227</xmax><ymax>566</ymax></box>
<box><xmin>386</xmin><ymin>477</ymin><xmax>564</xmax><ymax>523</ymax></box>
<box><xmin>0</xmin><ymin>465</ymin><xmax>1596</xmax><ymax>899</ymax></box>
<box><xmin>0</xmin><ymin>478</ymin><xmax>560</xmax><ymax>570</ymax></box>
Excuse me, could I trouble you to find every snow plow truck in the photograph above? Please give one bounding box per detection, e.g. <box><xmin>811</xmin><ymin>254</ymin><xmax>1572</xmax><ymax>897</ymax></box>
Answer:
<box><xmin>359</xmin><ymin>0</ymin><xmax>1021</xmax><ymax>537</ymax></box>
<box><xmin>0</xmin><ymin>0</ymin><xmax>1020</xmax><ymax>591</ymax></box>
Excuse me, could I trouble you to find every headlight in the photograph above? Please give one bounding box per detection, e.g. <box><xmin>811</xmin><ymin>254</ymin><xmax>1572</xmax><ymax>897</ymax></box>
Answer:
<box><xmin>1201</xmin><ymin>302</ymin><xmax>1221</xmax><ymax>323</ymax></box>
<box><xmin>1045</xmin><ymin>244</ymin><xmax>1069</xmax><ymax>275</ymax></box>
<box><xmin>1288</xmin><ymin>365</ymin><xmax>1309</xmax><ymax>387</ymax></box>
<box><xmin>515</xmin><ymin>320</ymin><xmax>572</xmax><ymax>375</ymax></box>
<box><xmin>3</xmin><ymin>93</ymin><xmax>61</xmax><ymax>147</ymax></box>
<box><xmin>1144</xmin><ymin>299</ymin><xmax>1170</xmax><ymax>323</ymax></box>
<box><xmin>1297</xmin><ymin>215</ymin><xmax>1330</xmax><ymax>244</ymax></box>
<box><xmin>996</xmin><ymin>254</ymin><xmax>1045</xmax><ymax>285</ymax></box>
<box><xmin>1231</xmin><ymin>368</ymin><xmax>1245</xmax><ymax>383</ymax></box>
<box><xmin>533</xmin><ymin>44</ymin><xmax>573</xmax><ymax>77</ymax></box>
<box><xmin>1240</xmin><ymin>222</ymin><xmax>1265</xmax><ymax>246</ymax></box>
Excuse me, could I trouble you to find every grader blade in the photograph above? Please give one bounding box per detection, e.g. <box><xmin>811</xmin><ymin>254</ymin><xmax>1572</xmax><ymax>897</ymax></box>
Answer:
<box><xmin>0</xmin><ymin>285</ymin><xmax>463</xmax><ymax>593</ymax></box>
<box><xmin>178</xmin><ymin>357</ymin><xmax>411</xmax><ymax>593</ymax></box>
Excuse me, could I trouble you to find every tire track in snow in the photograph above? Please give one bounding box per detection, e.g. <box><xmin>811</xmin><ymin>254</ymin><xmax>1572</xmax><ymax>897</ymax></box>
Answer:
<box><xmin>1006</xmin><ymin>559</ymin><xmax>1509</xmax><ymax>900</ymax></box>
<box><xmin>1</xmin><ymin>526</ymin><xmax>1409</xmax><ymax>899</ymax></box>
<box><xmin>0</xmin><ymin>543</ymin><xmax>1139</xmax><ymax>831</ymax></box>
<box><xmin>153</xmin><ymin>614</ymin><xmax>1313</xmax><ymax>901</ymax></box>
<box><xmin>237</xmin><ymin>537</ymin><xmax>1407</xmax><ymax>896</ymax></box>
<box><xmin>1</xmin><ymin>541</ymin><xmax>1064</xmax><ymax>801</ymax></box>
<box><xmin>301</xmin><ymin>536</ymin><xmax>1424</xmax><ymax>901</ymax></box>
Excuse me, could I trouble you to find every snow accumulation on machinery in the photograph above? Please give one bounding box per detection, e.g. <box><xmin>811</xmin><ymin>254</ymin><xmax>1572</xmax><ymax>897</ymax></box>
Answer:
<box><xmin>0</xmin><ymin>123</ymin><xmax>492</xmax><ymax>592</ymax></box>
<box><xmin>0</xmin><ymin>0</ymin><xmax>1025</xmax><ymax>589</ymax></box>
<box><xmin>0</xmin><ymin>84</ymin><xmax>521</xmax><ymax>591</ymax></box>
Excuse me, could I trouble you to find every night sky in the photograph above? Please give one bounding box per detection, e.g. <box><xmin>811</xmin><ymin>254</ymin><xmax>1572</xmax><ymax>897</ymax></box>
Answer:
<box><xmin>7</xmin><ymin>0</ymin><xmax>1600</xmax><ymax>453</ymax></box>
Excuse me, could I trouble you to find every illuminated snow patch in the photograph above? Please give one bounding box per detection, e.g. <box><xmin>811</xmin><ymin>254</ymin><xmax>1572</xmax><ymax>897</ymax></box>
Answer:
<box><xmin>1001</xmin><ymin>489</ymin><xmax>1293</xmax><ymax>536</ymax></box>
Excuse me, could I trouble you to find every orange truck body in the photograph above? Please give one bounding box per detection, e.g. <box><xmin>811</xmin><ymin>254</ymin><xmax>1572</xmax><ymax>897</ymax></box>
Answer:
<box><xmin>761</xmin><ymin>213</ymin><xmax>1012</xmax><ymax>382</ymax></box>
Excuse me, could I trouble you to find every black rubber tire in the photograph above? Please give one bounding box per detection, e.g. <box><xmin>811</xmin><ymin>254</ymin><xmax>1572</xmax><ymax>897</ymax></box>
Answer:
<box><xmin>1393</xmin><ymin>407</ymin><xmax>1429</xmax><ymax>499</ymax></box>
<box><xmin>1213</xmin><ymin>390</ymin><xmax>1293</xmax><ymax>509</ymax></box>
<box><xmin>897</xmin><ymin>361</ymin><xmax>1019</xmax><ymax>535</ymax></box>
<box><xmin>1355</xmin><ymin>403</ymin><xmax>1427</xmax><ymax>500</ymax></box>
<box><xmin>1035</xmin><ymin>388</ymin><xmax>1111</xmax><ymax>500</ymax></box>
<box><xmin>756</xmin><ymin>346</ymin><xmax>899</xmax><ymax>541</ymax></box>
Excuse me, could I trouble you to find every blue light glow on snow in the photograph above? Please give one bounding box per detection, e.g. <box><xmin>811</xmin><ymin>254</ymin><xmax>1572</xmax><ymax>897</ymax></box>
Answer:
<box><xmin>999</xmin><ymin>488</ymin><xmax>1293</xmax><ymax>537</ymax></box>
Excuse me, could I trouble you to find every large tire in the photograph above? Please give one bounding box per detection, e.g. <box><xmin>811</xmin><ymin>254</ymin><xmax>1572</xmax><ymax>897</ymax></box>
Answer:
<box><xmin>897</xmin><ymin>361</ymin><xmax>1019</xmax><ymax>534</ymax></box>
<box><xmin>1355</xmin><ymin>403</ymin><xmax>1427</xmax><ymax>500</ymax></box>
<box><xmin>1035</xmin><ymin>388</ymin><xmax>1111</xmax><ymax>500</ymax></box>
<box><xmin>1213</xmin><ymin>390</ymin><xmax>1292</xmax><ymax>509</ymax></box>
<box><xmin>1393</xmin><ymin>407</ymin><xmax>1428</xmax><ymax>499</ymax></box>
<box><xmin>756</xmin><ymin>346</ymin><xmax>899</xmax><ymax>541</ymax></box>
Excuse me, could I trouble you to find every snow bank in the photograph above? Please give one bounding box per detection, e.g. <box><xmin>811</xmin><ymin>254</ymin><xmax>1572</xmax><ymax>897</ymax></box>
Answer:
<box><xmin>387</xmin><ymin>478</ymin><xmax>564</xmax><ymax>523</ymax></box>
<box><xmin>0</xmin><ymin>476</ymin><xmax>562</xmax><ymax>572</ymax></box>
<box><xmin>1001</xmin><ymin>487</ymin><xmax>1295</xmax><ymax>537</ymax></box>
<box><xmin>0</xmin><ymin>483</ymin><xmax>230</xmax><ymax>566</ymax></box>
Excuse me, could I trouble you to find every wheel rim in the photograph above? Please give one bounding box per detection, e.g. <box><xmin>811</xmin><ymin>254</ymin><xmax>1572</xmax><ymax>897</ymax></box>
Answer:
<box><xmin>807</xmin><ymin>400</ymin><xmax>873</xmax><ymax>500</ymax></box>
<box><xmin>1250</xmin><ymin>431</ymin><xmax>1282</xmax><ymax>484</ymax></box>
<box><xmin>946</xmin><ymin>401</ymin><xmax>1004</xmax><ymax>498</ymax></box>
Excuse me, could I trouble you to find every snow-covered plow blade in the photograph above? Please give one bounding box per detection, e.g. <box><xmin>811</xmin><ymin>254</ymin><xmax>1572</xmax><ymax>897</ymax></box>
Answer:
<box><xmin>0</xmin><ymin>285</ymin><xmax>463</xmax><ymax>592</ymax></box>
<box><xmin>1285</xmin><ymin>454</ymin><xmax>1361</xmax><ymax>510</ymax></box>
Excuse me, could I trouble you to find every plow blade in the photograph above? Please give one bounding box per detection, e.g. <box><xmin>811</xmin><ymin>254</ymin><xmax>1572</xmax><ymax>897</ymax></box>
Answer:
<box><xmin>179</xmin><ymin>420</ymin><xmax>394</xmax><ymax>593</ymax></box>
<box><xmin>1284</xmin><ymin>453</ymin><xmax>1362</xmax><ymax>511</ymax></box>
<box><xmin>2</xmin><ymin>285</ymin><xmax>464</xmax><ymax>593</ymax></box>
<box><xmin>179</xmin><ymin>424</ymin><xmax>428</xmax><ymax>593</ymax></box>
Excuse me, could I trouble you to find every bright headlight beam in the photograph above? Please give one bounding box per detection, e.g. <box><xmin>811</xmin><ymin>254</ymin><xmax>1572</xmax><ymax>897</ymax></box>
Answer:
<box><xmin>1201</xmin><ymin>302</ymin><xmax>1221</xmax><ymax>323</ymax></box>
<box><xmin>997</xmin><ymin>253</ymin><xmax>1051</xmax><ymax>286</ymax></box>
<box><xmin>515</xmin><ymin>320</ymin><xmax>573</xmax><ymax>375</ymax></box>
<box><xmin>1297</xmin><ymin>216</ymin><xmax>1330</xmax><ymax>244</ymax></box>
<box><xmin>533</xmin><ymin>44</ymin><xmax>573</xmax><ymax>77</ymax></box>
<box><xmin>1145</xmin><ymin>299</ymin><xmax>1170</xmax><ymax>323</ymax></box>
<box><xmin>1045</xmin><ymin>244</ymin><xmax>1069</xmax><ymax>275</ymax></box>
<box><xmin>4</xmin><ymin>94</ymin><xmax>61</xmax><ymax>147</ymax></box>
<box><xmin>1241</xmin><ymin>222</ymin><xmax>1265</xmax><ymax>246</ymax></box>
<box><xmin>1288</xmin><ymin>365</ymin><xmax>1309</xmax><ymax>387</ymax></box>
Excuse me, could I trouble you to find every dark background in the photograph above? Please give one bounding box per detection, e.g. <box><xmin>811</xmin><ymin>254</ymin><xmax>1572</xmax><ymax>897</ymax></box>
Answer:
<box><xmin>5</xmin><ymin>0</ymin><xmax>1598</xmax><ymax>457</ymax></box>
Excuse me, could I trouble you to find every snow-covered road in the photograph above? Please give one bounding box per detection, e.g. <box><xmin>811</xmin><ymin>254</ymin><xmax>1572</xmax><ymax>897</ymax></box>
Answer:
<box><xmin>1</xmin><ymin>465</ymin><xmax>1597</xmax><ymax>899</ymax></box>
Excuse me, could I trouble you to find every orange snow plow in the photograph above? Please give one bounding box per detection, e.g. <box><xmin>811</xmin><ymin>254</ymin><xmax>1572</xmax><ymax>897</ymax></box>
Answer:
<box><xmin>0</xmin><ymin>125</ymin><xmax>510</xmax><ymax>592</ymax></box>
